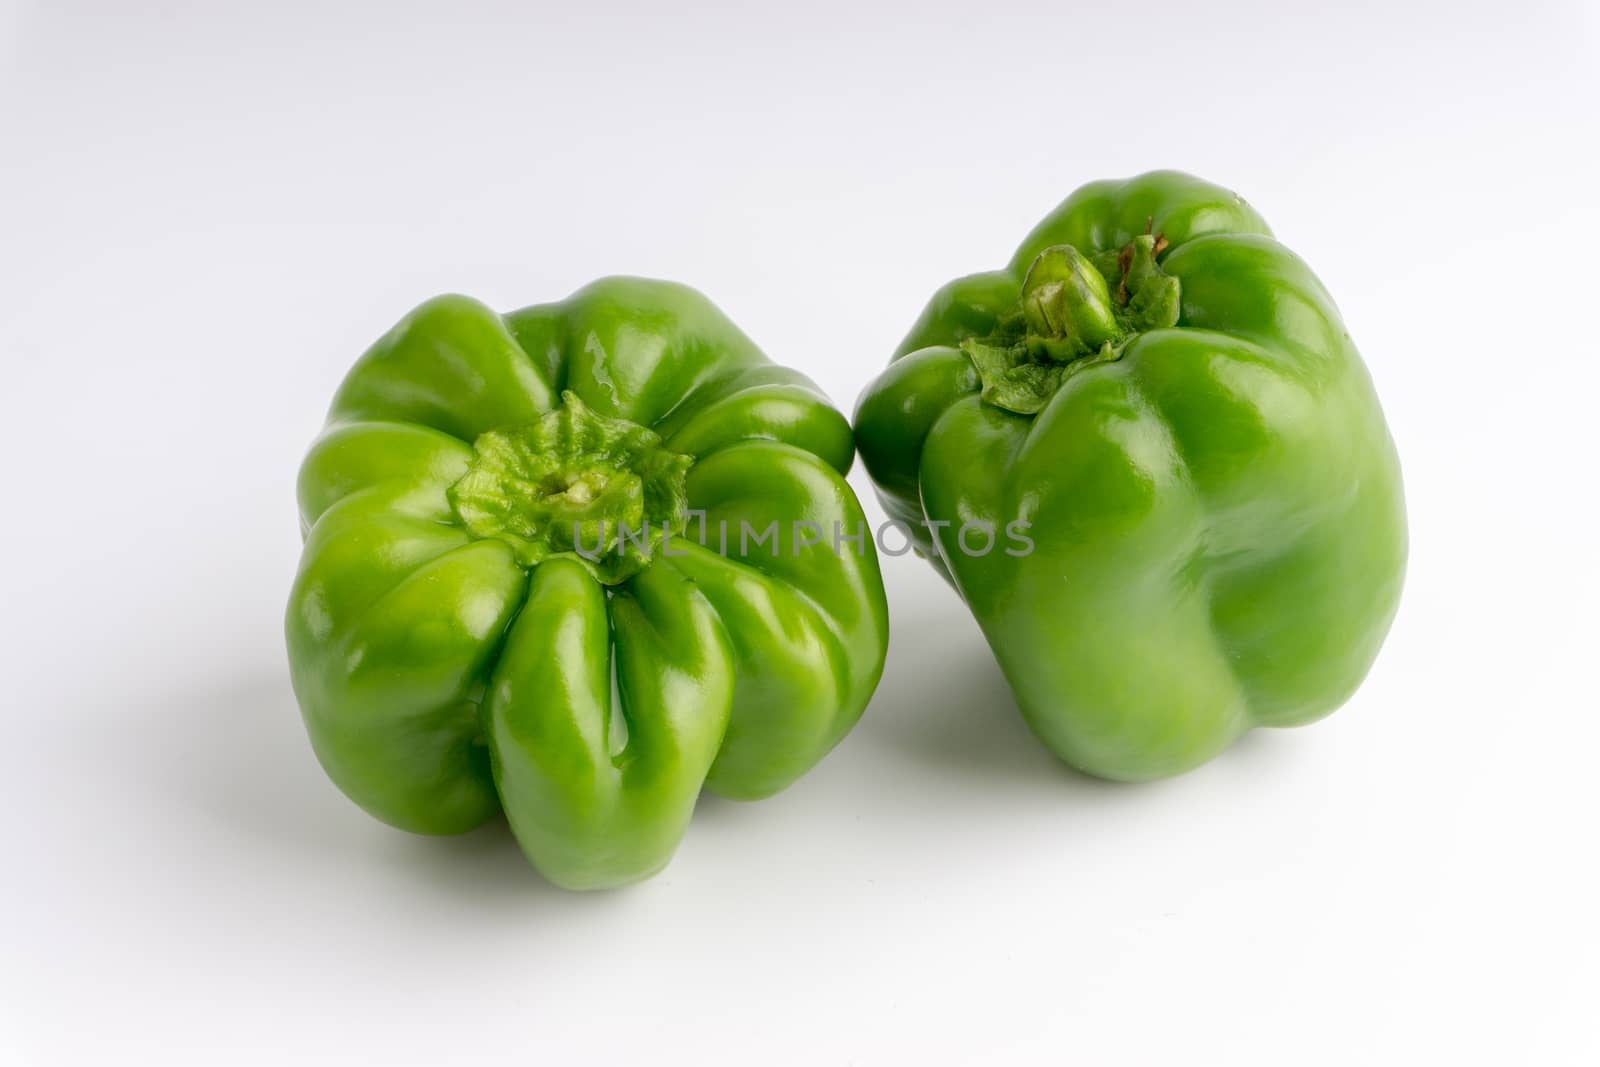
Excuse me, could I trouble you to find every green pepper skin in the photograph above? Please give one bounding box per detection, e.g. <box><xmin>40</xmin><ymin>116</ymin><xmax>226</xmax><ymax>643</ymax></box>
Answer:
<box><xmin>287</xmin><ymin>279</ymin><xmax>887</xmax><ymax>889</ymax></box>
<box><xmin>855</xmin><ymin>171</ymin><xmax>1406</xmax><ymax>781</ymax></box>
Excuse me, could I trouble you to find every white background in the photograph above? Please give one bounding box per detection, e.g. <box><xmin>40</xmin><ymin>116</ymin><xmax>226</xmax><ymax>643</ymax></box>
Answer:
<box><xmin>3</xmin><ymin>1</ymin><xmax>1597</xmax><ymax>1063</ymax></box>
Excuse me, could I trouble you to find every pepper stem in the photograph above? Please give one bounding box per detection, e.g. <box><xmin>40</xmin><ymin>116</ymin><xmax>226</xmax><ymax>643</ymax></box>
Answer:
<box><xmin>448</xmin><ymin>391</ymin><xmax>692</xmax><ymax>583</ymax></box>
<box><xmin>1020</xmin><ymin>245</ymin><xmax>1121</xmax><ymax>360</ymax></box>
<box><xmin>969</xmin><ymin>235</ymin><xmax>1182</xmax><ymax>416</ymax></box>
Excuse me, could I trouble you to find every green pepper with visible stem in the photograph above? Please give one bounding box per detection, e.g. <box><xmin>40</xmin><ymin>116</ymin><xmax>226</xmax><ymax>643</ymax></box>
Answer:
<box><xmin>854</xmin><ymin>171</ymin><xmax>1406</xmax><ymax>781</ymax></box>
<box><xmin>287</xmin><ymin>278</ymin><xmax>888</xmax><ymax>889</ymax></box>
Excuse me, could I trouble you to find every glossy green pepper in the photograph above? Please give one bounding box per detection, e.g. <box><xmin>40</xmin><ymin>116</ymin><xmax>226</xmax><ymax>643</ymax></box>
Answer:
<box><xmin>854</xmin><ymin>171</ymin><xmax>1406</xmax><ymax>781</ymax></box>
<box><xmin>287</xmin><ymin>278</ymin><xmax>888</xmax><ymax>889</ymax></box>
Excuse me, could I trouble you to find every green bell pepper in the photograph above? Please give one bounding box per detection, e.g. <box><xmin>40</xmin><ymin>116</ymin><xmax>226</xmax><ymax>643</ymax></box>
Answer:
<box><xmin>287</xmin><ymin>278</ymin><xmax>888</xmax><ymax>889</ymax></box>
<box><xmin>854</xmin><ymin>171</ymin><xmax>1406</xmax><ymax>781</ymax></box>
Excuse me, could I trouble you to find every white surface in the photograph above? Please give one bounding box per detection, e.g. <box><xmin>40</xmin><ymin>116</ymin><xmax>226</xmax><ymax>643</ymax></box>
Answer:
<box><xmin>3</xmin><ymin>2</ymin><xmax>1597</xmax><ymax>1063</ymax></box>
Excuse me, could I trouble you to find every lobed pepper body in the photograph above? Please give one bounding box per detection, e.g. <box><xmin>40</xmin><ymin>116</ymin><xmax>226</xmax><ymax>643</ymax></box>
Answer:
<box><xmin>287</xmin><ymin>278</ymin><xmax>888</xmax><ymax>888</ymax></box>
<box><xmin>855</xmin><ymin>171</ymin><xmax>1406</xmax><ymax>781</ymax></box>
